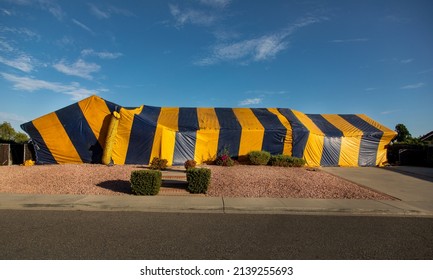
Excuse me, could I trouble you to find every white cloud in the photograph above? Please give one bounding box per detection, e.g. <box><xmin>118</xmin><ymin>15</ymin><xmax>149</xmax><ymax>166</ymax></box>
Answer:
<box><xmin>38</xmin><ymin>0</ymin><xmax>65</xmax><ymax>20</ymax></box>
<box><xmin>72</xmin><ymin>19</ymin><xmax>93</xmax><ymax>34</ymax></box>
<box><xmin>1</xmin><ymin>72</ymin><xmax>103</xmax><ymax>100</ymax></box>
<box><xmin>0</xmin><ymin>54</ymin><xmax>34</xmax><ymax>72</ymax></box>
<box><xmin>53</xmin><ymin>59</ymin><xmax>100</xmax><ymax>80</ymax></box>
<box><xmin>199</xmin><ymin>0</ymin><xmax>231</xmax><ymax>8</ymax></box>
<box><xmin>246</xmin><ymin>90</ymin><xmax>288</xmax><ymax>95</ymax></box>
<box><xmin>0</xmin><ymin>39</ymin><xmax>15</xmax><ymax>52</ymax></box>
<box><xmin>401</xmin><ymin>82</ymin><xmax>425</xmax><ymax>89</ymax></box>
<box><xmin>330</xmin><ymin>38</ymin><xmax>369</xmax><ymax>43</ymax></box>
<box><xmin>196</xmin><ymin>16</ymin><xmax>323</xmax><ymax>65</ymax></box>
<box><xmin>196</xmin><ymin>33</ymin><xmax>288</xmax><ymax>65</ymax></box>
<box><xmin>88</xmin><ymin>3</ymin><xmax>134</xmax><ymax>19</ymax></box>
<box><xmin>400</xmin><ymin>58</ymin><xmax>413</xmax><ymax>64</ymax></box>
<box><xmin>169</xmin><ymin>4</ymin><xmax>216</xmax><ymax>27</ymax></box>
<box><xmin>0</xmin><ymin>26</ymin><xmax>40</xmax><ymax>40</ymax></box>
<box><xmin>239</xmin><ymin>98</ymin><xmax>262</xmax><ymax>106</ymax></box>
<box><xmin>81</xmin><ymin>49</ymin><xmax>123</xmax><ymax>59</ymax></box>
<box><xmin>0</xmin><ymin>111</ymin><xmax>28</xmax><ymax>123</ymax></box>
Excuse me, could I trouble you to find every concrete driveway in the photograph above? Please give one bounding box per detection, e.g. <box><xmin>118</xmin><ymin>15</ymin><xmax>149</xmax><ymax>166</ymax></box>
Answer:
<box><xmin>322</xmin><ymin>166</ymin><xmax>433</xmax><ymax>215</ymax></box>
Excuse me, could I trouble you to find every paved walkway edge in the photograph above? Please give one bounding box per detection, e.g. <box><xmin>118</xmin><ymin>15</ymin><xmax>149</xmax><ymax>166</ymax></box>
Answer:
<box><xmin>1</xmin><ymin>193</ymin><xmax>433</xmax><ymax>217</ymax></box>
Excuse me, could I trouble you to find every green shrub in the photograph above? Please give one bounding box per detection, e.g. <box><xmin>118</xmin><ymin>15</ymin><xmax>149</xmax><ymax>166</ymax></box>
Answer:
<box><xmin>186</xmin><ymin>168</ymin><xmax>211</xmax><ymax>194</ymax></box>
<box><xmin>248</xmin><ymin>150</ymin><xmax>271</xmax><ymax>165</ymax></box>
<box><xmin>184</xmin><ymin>159</ymin><xmax>197</xmax><ymax>170</ymax></box>
<box><xmin>130</xmin><ymin>170</ymin><xmax>162</xmax><ymax>195</ymax></box>
<box><xmin>149</xmin><ymin>157</ymin><xmax>168</xmax><ymax>170</ymax></box>
<box><xmin>269</xmin><ymin>155</ymin><xmax>306</xmax><ymax>167</ymax></box>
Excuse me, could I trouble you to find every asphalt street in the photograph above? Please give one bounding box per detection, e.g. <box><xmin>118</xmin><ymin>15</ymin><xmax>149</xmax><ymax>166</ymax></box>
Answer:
<box><xmin>1</xmin><ymin>210</ymin><xmax>432</xmax><ymax>260</ymax></box>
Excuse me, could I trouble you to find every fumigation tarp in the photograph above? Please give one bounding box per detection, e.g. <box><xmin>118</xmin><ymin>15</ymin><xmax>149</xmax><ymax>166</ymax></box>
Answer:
<box><xmin>21</xmin><ymin>95</ymin><xmax>396</xmax><ymax>167</ymax></box>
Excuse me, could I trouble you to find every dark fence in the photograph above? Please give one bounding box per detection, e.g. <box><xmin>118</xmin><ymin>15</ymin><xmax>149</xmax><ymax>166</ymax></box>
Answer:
<box><xmin>0</xmin><ymin>143</ymin><xmax>35</xmax><ymax>165</ymax></box>
<box><xmin>387</xmin><ymin>143</ymin><xmax>433</xmax><ymax>167</ymax></box>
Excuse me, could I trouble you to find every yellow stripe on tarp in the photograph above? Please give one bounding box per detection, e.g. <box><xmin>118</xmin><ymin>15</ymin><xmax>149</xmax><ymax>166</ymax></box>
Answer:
<box><xmin>291</xmin><ymin>110</ymin><xmax>324</xmax><ymax>166</ymax></box>
<box><xmin>268</xmin><ymin>108</ymin><xmax>293</xmax><ymax>156</ymax></box>
<box><xmin>195</xmin><ymin>108</ymin><xmax>220</xmax><ymax>163</ymax></box>
<box><xmin>232</xmin><ymin>108</ymin><xmax>264</xmax><ymax>156</ymax></box>
<box><xmin>321</xmin><ymin>114</ymin><xmax>362</xmax><ymax>167</ymax></box>
<box><xmin>77</xmin><ymin>95</ymin><xmax>112</xmax><ymax>148</ymax></box>
<box><xmin>357</xmin><ymin>114</ymin><xmax>397</xmax><ymax>166</ymax></box>
<box><xmin>151</xmin><ymin>107</ymin><xmax>179</xmax><ymax>166</ymax></box>
<box><xmin>112</xmin><ymin>106</ymin><xmax>143</xmax><ymax>164</ymax></box>
<box><xmin>33</xmin><ymin>112</ymin><xmax>82</xmax><ymax>164</ymax></box>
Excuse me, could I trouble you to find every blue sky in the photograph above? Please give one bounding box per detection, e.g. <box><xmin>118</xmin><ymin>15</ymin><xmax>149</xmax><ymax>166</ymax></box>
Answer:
<box><xmin>0</xmin><ymin>0</ymin><xmax>432</xmax><ymax>137</ymax></box>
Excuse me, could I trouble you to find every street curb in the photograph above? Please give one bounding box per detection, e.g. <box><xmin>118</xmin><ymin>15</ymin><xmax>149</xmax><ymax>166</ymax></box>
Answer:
<box><xmin>1</xmin><ymin>193</ymin><xmax>433</xmax><ymax>217</ymax></box>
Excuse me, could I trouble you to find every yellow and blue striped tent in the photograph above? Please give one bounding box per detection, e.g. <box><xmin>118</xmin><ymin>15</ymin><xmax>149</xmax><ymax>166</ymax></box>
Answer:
<box><xmin>21</xmin><ymin>95</ymin><xmax>396</xmax><ymax>167</ymax></box>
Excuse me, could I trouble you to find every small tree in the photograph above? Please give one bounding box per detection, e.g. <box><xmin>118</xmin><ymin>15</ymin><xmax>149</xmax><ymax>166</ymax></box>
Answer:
<box><xmin>0</xmin><ymin>122</ymin><xmax>15</xmax><ymax>141</ymax></box>
<box><xmin>395</xmin><ymin>123</ymin><xmax>411</xmax><ymax>143</ymax></box>
<box><xmin>0</xmin><ymin>122</ymin><xmax>29</xmax><ymax>143</ymax></box>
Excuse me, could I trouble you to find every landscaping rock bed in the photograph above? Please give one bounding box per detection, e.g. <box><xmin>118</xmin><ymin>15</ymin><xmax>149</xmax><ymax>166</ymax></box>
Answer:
<box><xmin>0</xmin><ymin>164</ymin><xmax>393</xmax><ymax>200</ymax></box>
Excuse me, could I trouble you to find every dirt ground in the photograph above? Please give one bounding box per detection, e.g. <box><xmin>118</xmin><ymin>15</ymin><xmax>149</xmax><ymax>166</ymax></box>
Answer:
<box><xmin>0</xmin><ymin>164</ymin><xmax>393</xmax><ymax>200</ymax></box>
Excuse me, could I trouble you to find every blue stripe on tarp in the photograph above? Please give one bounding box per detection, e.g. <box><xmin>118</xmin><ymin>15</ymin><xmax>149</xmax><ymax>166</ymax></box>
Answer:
<box><xmin>125</xmin><ymin>106</ymin><xmax>161</xmax><ymax>164</ymax></box>
<box><xmin>173</xmin><ymin>108</ymin><xmax>199</xmax><ymax>164</ymax></box>
<box><xmin>277</xmin><ymin>108</ymin><xmax>309</xmax><ymax>158</ymax></box>
<box><xmin>339</xmin><ymin>115</ymin><xmax>383</xmax><ymax>166</ymax></box>
<box><xmin>104</xmin><ymin>99</ymin><xmax>119</xmax><ymax>113</ymax></box>
<box><xmin>251</xmin><ymin>108</ymin><xmax>286</xmax><ymax>155</ymax></box>
<box><xmin>55</xmin><ymin>103</ymin><xmax>102</xmax><ymax>163</ymax></box>
<box><xmin>20</xmin><ymin>121</ymin><xmax>56</xmax><ymax>164</ymax></box>
<box><xmin>178</xmin><ymin>107</ymin><xmax>199</xmax><ymax>131</ymax></box>
<box><xmin>307</xmin><ymin>114</ymin><xmax>343</xmax><ymax>166</ymax></box>
<box><xmin>214</xmin><ymin>108</ymin><xmax>242</xmax><ymax>157</ymax></box>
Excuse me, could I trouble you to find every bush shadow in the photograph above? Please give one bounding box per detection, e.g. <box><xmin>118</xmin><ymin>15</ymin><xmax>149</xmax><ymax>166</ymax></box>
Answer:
<box><xmin>97</xmin><ymin>180</ymin><xmax>132</xmax><ymax>194</ymax></box>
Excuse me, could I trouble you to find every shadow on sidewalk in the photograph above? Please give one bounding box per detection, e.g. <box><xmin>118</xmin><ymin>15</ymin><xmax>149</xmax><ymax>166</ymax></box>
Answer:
<box><xmin>384</xmin><ymin>167</ymin><xmax>433</xmax><ymax>183</ymax></box>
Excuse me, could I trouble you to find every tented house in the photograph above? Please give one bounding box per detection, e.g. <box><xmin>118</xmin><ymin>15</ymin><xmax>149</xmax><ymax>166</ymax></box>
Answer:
<box><xmin>21</xmin><ymin>95</ymin><xmax>397</xmax><ymax>167</ymax></box>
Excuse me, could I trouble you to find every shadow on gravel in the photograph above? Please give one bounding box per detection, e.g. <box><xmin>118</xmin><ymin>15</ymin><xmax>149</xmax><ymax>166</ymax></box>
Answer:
<box><xmin>97</xmin><ymin>180</ymin><xmax>132</xmax><ymax>194</ymax></box>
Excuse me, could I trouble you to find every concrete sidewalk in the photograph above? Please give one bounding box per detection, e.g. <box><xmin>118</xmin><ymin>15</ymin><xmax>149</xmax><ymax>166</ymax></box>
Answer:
<box><xmin>0</xmin><ymin>166</ymin><xmax>432</xmax><ymax>217</ymax></box>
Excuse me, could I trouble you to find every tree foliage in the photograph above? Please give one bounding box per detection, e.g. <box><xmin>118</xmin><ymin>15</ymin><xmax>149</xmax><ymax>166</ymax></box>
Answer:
<box><xmin>395</xmin><ymin>123</ymin><xmax>411</xmax><ymax>143</ymax></box>
<box><xmin>0</xmin><ymin>122</ymin><xmax>29</xmax><ymax>143</ymax></box>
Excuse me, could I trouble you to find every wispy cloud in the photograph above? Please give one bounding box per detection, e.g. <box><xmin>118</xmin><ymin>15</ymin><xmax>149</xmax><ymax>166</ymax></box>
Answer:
<box><xmin>0</xmin><ymin>26</ymin><xmax>40</xmax><ymax>41</ymax></box>
<box><xmin>53</xmin><ymin>59</ymin><xmax>100</xmax><ymax>80</ymax></box>
<box><xmin>72</xmin><ymin>19</ymin><xmax>93</xmax><ymax>34</ymax></box>
<box><xmin>380</xmin><ymin>110</ymin><xmax>399</xmax><ymax>115</ymax></box>
<box><xmin>400</xmin><ymin>58</ymin><xmax>413</xmax><ymax>64</ymax></box>
<box><xmin>245</xmin><ymin>90</ymin><xmax>288</xmax><ymax>96</ymax></box>
<box><xmin>0</xmin><ymin>39</ymin><xmax>15</xmax><ymax>52</ymax></box>
<box><xmin>81</xmin><ymin>49</ymin><xmax>123</xmax><ymax>59</ymax></box>
<box><xmin>196</xmin><ymin>16</ymin><xmax>323</xmax><ymax>65</ymax></box>
<box><xmin>169</xmin><ymin>4</ymin><xmax>216</xmax><ymax>27</ymax></box>
<box><xmin>239</xmin><ymin>98</ymin><xmax>262</xmax><ymax>106</ymax></box>
<box><xmin>199</xmin><ymin>0</ymin><xmax>231</xmax><ymax>8</ymax></box>
<box><xmin>1</xmin><ymin>72</ymin><xmax>104</xmax><ymax>100</ymax></box>
<box><xmin>400</xmin><ymin>82</ymin><xmax>425</xmax><ymax>89</ymax></box>
<box><xmin>329</xmin><ymin>38</ymin><xmax>369</xmax><ymax>43</ymax></box>
<box><xmin>364</xmin><ymin>87</ymin><xmax>378</xmax><ymax>92</ymax></box>
<box><xmin>88</xmin><ymin>3</ymin><xmax>134</xmax><ymax>19</ymax></box>
<box><xmin>0</xmin><ymin>54</ymin><xmax>35</xmax><ymax>72</ymax></box>
<box><xmin>0</xmin><ymin>111</ymin><xmax>28</xmax><ymax>123</ymax></box>
<box><xmin>38</xmin><ymin>0</ymin><xmax>65</xmax><ymax>20</ymax></box>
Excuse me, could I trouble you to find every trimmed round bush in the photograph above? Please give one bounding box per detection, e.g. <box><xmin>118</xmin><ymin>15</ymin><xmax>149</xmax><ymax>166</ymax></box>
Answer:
<box><xmin>130</xmin><ymin>170</ymin><xmax>162</xmax><ymax>195</ymax></box>
<box><xmin>247</xmin><ymin>150</ymin><xmax>271</xmax><ymax>165</ymax></box>
<box><xmin>186</xmin><ymin>168</ymin><xmax>211</xmax><ymax>194</ymax></box>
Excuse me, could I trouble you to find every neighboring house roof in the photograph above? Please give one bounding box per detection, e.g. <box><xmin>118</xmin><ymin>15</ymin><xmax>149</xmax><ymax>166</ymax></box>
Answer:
<box><xmin>420</xmin><ymin>131</ymin><xmax>433</xmax><ymax>142</ymax></box>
